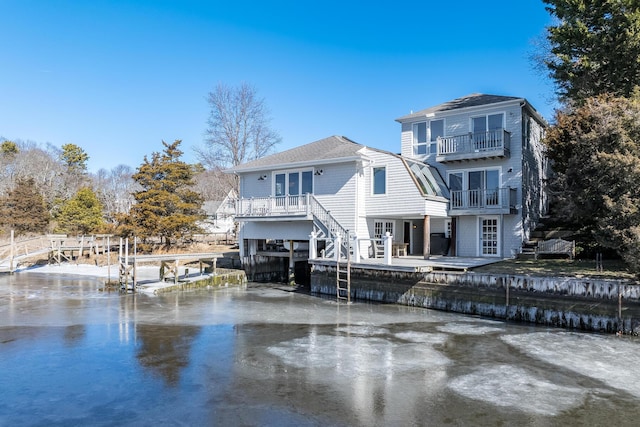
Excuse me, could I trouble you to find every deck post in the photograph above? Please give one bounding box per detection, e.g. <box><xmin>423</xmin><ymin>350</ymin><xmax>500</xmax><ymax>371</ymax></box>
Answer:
<box><xmin>309</xmin><ymin>231</ymin><xmax>317</xmax><ymax>260</ymax></box>
<box><xmin>352</xmin><ymin>235</ymin><xmax>359</xmax><ymax>263</ymax></box>
<box><xmin>423</xmin><ymin>215</ymin><xmax>431</xmax><ymax>260</ymax></box>
<box><xmin>383</xmin><ymin>232</ymin><xmax>392</xmax><ymax>265</ymax></box>
<box><xmin>9</xmin><ymin>230</ymin><xmax>14</xmax><ymax>273</ymax></box>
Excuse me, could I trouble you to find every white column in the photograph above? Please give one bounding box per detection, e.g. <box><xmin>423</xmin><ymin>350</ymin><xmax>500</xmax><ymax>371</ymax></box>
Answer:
<box><xmin>309</xmin><ymin>231</ymin><xmax>317</xmax><ymax>260</ymax></box>
<box><xmin>384</xmin><ymin>232</ymin><xmax>392</xmax><ymax>265</ymax></box>
<box><xmin>334</xmin><ymin>235</ymin><xmax>342</xmax><ymax>261</ymax></box>
<box><xmin>352</xmin><ymin>236</ymin><xmax>359</xmax><ymax>263</ymax></box>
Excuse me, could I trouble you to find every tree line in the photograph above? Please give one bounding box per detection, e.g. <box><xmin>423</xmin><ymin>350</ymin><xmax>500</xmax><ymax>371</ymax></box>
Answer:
<box><xmin>0</xmin><ymin>82</ymin><xmax>280</xmax><ymax>249</ymax></box>
<box><xmin>541</xmin><ymin>0</ymin><xmax>640</xmax><ymax>274</ymax></box>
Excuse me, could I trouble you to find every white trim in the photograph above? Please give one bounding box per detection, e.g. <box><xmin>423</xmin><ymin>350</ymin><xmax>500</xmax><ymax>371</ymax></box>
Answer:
<box><xmin>227</xmin><ymin>155</ymin><xmax>366</xmax><ymax>174</ymax></box>
<box><xmin>396</xmin><ymin>98</ymin><xmax>526</xmax><ymax>123</ymax></box>
<box><xmin>470</xmin><ymin>111</ymin><xmax>505</xmax><ymax>133</ymax></box>
<box><xmin>372</xmin><ymin>165</ymin><xmax>387</xmax><ymax>196</ymax></box>
<box><xmin>272</xmin><ymin>168</ymin><xmax>314</xmax><ymax>196</ymax></box>
<box><xmin>447</xmin><ymin>166</ymin><xmax>502</xmax><ymax>191</ymax></box>
<box><xmin>478</xmin><ymin>216</ymin><xmax>501</xmax><ymax>257</ymax></box>
<box><xmin>373</xmin><ymin>219</ymin><xmax>395</xmax><ymax>239</ymax></box>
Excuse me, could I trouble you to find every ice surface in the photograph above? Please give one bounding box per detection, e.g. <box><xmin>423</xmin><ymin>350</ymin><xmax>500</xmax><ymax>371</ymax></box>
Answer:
<box><xmin>267</xmin><ymin>333</ymin><xmax>451</xmax><ymax>378</ymax></box>
<box><xmin>448</xmin><ymin>364</ymin><xmax>586</xmax><ymax>416</ymax></box>
<box><xmin>436</xmin><ymin>322</ymin><xmax>505</xmax><ymax>335</ymax></box>
<box><xmin>503</xmin><ymin>332</ymin><xmax>640</xmax><ymax>398</ymax></box>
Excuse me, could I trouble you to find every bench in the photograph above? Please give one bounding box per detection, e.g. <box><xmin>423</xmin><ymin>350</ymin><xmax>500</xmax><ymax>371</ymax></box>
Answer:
<box><xmin>536</xmin><ymin>239</ymin><xmax>575</xmax><ymax>260</ymax></box>
<box><xmin>370</xmin><ymin>241</ymin><xmax>408</xmax><ymax>258</ymax></box>
<box><xmin>392</xmin><ymin>243</ymin><xmax>408</xmax><ymax>257</ymax></box>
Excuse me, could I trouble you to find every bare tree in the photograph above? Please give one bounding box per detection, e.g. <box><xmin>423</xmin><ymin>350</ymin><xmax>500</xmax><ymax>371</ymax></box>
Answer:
<box><xmin>196</xmin><ymin>82</ymin><xmax>281</xmax><ymax>170</ymax></box>
<box><xmin>92</xmin><ymin>164</ymin><xmax>139</xmax><ymax>222</ymax></box>
<box><xmin>192</xmin><ymin>168</ymin><xmax>237</xmax><ymax>201</ymax></box>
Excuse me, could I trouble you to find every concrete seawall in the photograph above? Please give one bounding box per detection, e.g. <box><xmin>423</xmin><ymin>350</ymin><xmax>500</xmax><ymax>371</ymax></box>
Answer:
<box><xmin>310</xmin><ymin>264</ymin><xmax>640</xmax><ymax>334</ymax></box>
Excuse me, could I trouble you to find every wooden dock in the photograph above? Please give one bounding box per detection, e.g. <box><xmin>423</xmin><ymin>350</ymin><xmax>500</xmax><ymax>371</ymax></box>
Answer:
<box><xmin>0</xmin><ymin>233</ymin><xmax>118</xmax><ymax>273</ymax></box>
<box><xmin>118</xmin><ymin>252</ymin><xmax>222</xmax><ymax>292</ymax></box>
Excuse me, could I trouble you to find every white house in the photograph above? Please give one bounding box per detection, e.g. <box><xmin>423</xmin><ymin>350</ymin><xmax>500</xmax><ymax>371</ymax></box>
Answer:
<box><xmin>395</xmin><ymin>93</ymin><xmax>548</xmax><ymax>258</ymax></box>
<box><xmin>200</xmin><ymin>189</ymin><xmax>237</xmax><ymax>235</ymax></box>
<box><xmin>227</xmin><ymin>94</ymin><xmax>548</xmax><ymax>282</ymax></box>
<box><xmin>227</xmin><ymin>135</ymin><xmax>450</xmax><ymax>273</ymax></box>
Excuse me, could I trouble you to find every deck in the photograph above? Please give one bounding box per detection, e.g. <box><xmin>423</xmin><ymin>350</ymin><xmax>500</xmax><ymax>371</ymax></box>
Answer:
<box><xmin>309</xmin><ymin>255</ymin><xmax>503</xmax><ymax>273</ymax></box>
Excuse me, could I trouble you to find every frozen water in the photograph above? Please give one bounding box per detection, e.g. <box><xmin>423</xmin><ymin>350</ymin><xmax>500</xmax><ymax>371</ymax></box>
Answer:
<box><xmin>503</xmin><ymin>332</ymin><xmax>640</xmax><ymax>398</ymax></box>
<box><xmin>448</xmin><ymin>364</ymin><xmax>586</xmax><ymax>416</ymax></box>
<box><xmin>3</xmin><ymin>271</ymin><xmax>640</xmax><ymax>425</ymax></box>
<box><xmin>436</xmin><ymin>322</ymin><xmax>505</xmax><ymax>335</ymax></box>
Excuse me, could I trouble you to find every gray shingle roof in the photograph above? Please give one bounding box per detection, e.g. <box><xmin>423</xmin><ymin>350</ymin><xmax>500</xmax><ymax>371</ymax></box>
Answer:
<box><xmin>395</xmin><ymin>93</ymin><xmax>523</xmax><ymax>122</ymax></box>
<box><xmin>227</xmin><ymin>135</ymin><xmax>366</xmax><ymax>173</ymax></box>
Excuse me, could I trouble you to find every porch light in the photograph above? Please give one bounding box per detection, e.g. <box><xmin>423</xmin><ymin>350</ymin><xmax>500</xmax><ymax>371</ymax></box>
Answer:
<box><xmin>314</xmin><ymin>169</ymin><xmax>323</xmax><ymax>176</ymax></box>
<box><xmin>258</xmin><ymin>175</ymin><xmax>267</xmax><ymax>181</ymax></box>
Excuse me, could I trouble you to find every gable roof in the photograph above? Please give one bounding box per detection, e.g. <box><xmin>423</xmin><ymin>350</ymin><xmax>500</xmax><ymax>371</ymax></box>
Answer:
<box><xmin>226</xmin><ymin>135</ymin><xmax>366</xmax><ymax>173</ymax></box>
<box><xmin>395</xmin><ymin>93</ymin><xmax>523</xmax><ymax>122</ymax></box>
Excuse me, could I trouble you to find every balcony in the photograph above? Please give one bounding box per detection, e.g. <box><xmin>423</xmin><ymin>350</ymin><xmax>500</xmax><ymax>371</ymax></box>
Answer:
<box><xmin>235</xmin><ymin>195</ymin><xmax>312</xmax><ymax>221</ymax></box>
<box><xmin>449</xmin><ymin>187</ymin><xmax>517</xmax><ymax>215</ymax></box>
<box><xmin>436</xmin><ymin>129</ymin><xmax>510</xmax><ymax>163</ymax></box>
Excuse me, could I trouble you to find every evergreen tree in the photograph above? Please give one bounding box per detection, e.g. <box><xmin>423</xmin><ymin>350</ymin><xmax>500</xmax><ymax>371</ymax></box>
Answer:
<box><xmin>0</xmin><ymin>178</ymin><xmax>50</xmax><ymax>235</ymax></box>
<box><xmin>127</xmin><ymin>140</ymin><xmax>204</xmax><ymax>246</ymax></box>
<box><xmin>545</xmin><ymin>94</ymin><xmax>640</xmax><ymax>273</ymax></box>
<box><xmin>56</xmin><ymin>187</ymin><xmax>104</xmax><ymax>235</ymax></box>
<box><xmin>543</xmin><ymin>0</ymin><xmax>640</xmax><ymax>103</ymax></box>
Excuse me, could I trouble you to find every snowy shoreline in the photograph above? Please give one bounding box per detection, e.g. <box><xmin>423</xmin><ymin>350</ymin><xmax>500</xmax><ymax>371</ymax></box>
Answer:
<box><xmin>18</xmin><ymin>263</ymin><xmax>160</xmax><ymax>280</ymax></box>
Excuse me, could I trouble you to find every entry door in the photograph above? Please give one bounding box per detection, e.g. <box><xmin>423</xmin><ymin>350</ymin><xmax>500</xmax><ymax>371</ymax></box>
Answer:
<box><xmin>479</xmin><ymin>217</ymin><xmax>500</xmax><ymax>256</ymax></box>
<box><xmin>404</xmin><ymin>221</ymin><xmax>411</xmax><ymax>254</ymax></box>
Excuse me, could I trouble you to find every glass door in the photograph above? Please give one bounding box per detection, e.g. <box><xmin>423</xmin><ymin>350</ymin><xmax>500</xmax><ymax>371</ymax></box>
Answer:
<box><xmin>480</xmin><ymin>217</ymin><xmax>499</xmax><ymax>256</ymax></box>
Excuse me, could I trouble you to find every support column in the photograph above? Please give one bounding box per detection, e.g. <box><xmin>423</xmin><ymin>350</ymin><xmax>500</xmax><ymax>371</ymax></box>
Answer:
<box><xmin>288</xmin><ymin>241</ymin><xmax>295</xmax><ymax>286</ymax></box>
<box><xmin>309</xmin><ymin>231</ymin><xmax>317</xmax><ymax>260</ymax></box>
<box><xmin>423</xmin><ymin>215</ymin><xmax>430</xmax><ymax>260</ymax></box>
<box><xmin>450</xmin><ymin>217</ymin><xmax>457</xmax><ymax>256</ymax></box>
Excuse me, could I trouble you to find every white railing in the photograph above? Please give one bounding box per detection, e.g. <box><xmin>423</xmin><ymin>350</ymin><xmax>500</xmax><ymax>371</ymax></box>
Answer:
<box><xmin>236</xmin><ymin>195</ymin><xmax>310</xmax><ymax>216</ymax></box>
<box><xmin>450</xmin><ymin>188</ymin><xmax>516</xmax><ymax>211</ymax></box>
<box><xmin>438</xmin><ymin>129</ymin><xmax>510</xmax><ymax>156</ymax></box>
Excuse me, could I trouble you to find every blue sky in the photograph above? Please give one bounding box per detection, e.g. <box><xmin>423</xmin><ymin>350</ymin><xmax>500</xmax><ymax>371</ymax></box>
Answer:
<box><xmin>0</xmin><ymin>0</ymin><xmax>555</xmax><ymax>172</ymax></box>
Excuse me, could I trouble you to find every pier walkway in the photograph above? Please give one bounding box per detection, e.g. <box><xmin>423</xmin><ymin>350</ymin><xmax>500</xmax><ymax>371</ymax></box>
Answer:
<box><xmin>119</xmin><ymin>252</ymin><xmax>222</xmax><ymax>291</ymax></box>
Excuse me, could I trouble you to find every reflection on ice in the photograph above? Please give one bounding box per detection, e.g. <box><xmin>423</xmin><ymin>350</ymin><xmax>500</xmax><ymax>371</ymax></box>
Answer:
<box><xmin>503</xmin><ymin>333</ymin><xmax>640</xmax><ymax>398</ymax></box>
<box><xmin>436</xmin><ymin>323</ymin><xmax>505</xmax><ymax>335</ymax></box>
<box><xmin>449</xmin><ymin>364</ymin><xmax>586</xmax><ymax>416</ymax></box>
<box><xmin>268</xmin><ymin>334</ymin><xmax>450</xmax><ymax>378</ymax></box>
<box><xmin>334</xmin><ymin>324</ymin><xmax>390</xmax><ymax>336</ymax></box>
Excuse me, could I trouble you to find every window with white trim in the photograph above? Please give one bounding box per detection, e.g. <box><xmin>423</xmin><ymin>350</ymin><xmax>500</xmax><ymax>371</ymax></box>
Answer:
<box><xmin>274</xmin><ymin>170</ymin><xmax>313</xmax><ymax>196</ymax></box>
<box><xmin>412</xmin><ymin>119</ymin><xmax>444</xmax><ymax>155</ymax></box>
<box><xmin>374</xmin><ymin>220</ymin><xmax>394</xmax><ymax>239</ymax></box>
<box><xmin>373</xmin><ymin>166</ymin><xmax>386</xmax><ymax>195</ymax></box>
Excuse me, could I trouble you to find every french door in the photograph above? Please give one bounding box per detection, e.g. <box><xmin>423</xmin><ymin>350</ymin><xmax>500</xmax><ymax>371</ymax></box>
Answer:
<box><xmin>479</xmin><ymin>217</ymin><xmax>500</xmax><ymax>256</ymax></box>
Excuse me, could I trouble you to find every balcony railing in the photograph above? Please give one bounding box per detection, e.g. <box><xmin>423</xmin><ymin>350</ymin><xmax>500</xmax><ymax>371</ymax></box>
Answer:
<box><xmin>236</xmin><ymin>195</ymin><xmax>311</xmax><ymax>217</ymax></box>
<box><xmin>449</xmin><ymin>187</ymin><xmax>516</xmax><ymax>212</ymax></box>
<box><xmin>437</xmin><ymin>129</ymin><xmax>510</xmax><ymax>162</ymax></box>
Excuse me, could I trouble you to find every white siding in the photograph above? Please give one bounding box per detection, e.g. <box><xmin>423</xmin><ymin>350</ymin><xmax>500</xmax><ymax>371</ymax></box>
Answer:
<box><xmin>314</xmin><ymin>162</ymin><xmax>359</xmax><ymax>234</ymax></box>
<box><xmin>362</xmin><ymin>149</ymin><xmax>447</xmax><ymax>218</ymax></box>
<box><xmin>398</xmin><ymin>99</ymin><xmax>546</xmax><ymax>258</ymax></box>
<box><xmin>240</xmin><ymin>172</ymin><xmax>273</xmax><ymax>198</ymax></box>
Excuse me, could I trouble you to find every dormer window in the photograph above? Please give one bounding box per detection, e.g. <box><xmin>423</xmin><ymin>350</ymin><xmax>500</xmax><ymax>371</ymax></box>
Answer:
<box><xmin>413</xmin><ymin>119</ymin><xmax>444</xmax><ymax>156</ymax></box>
